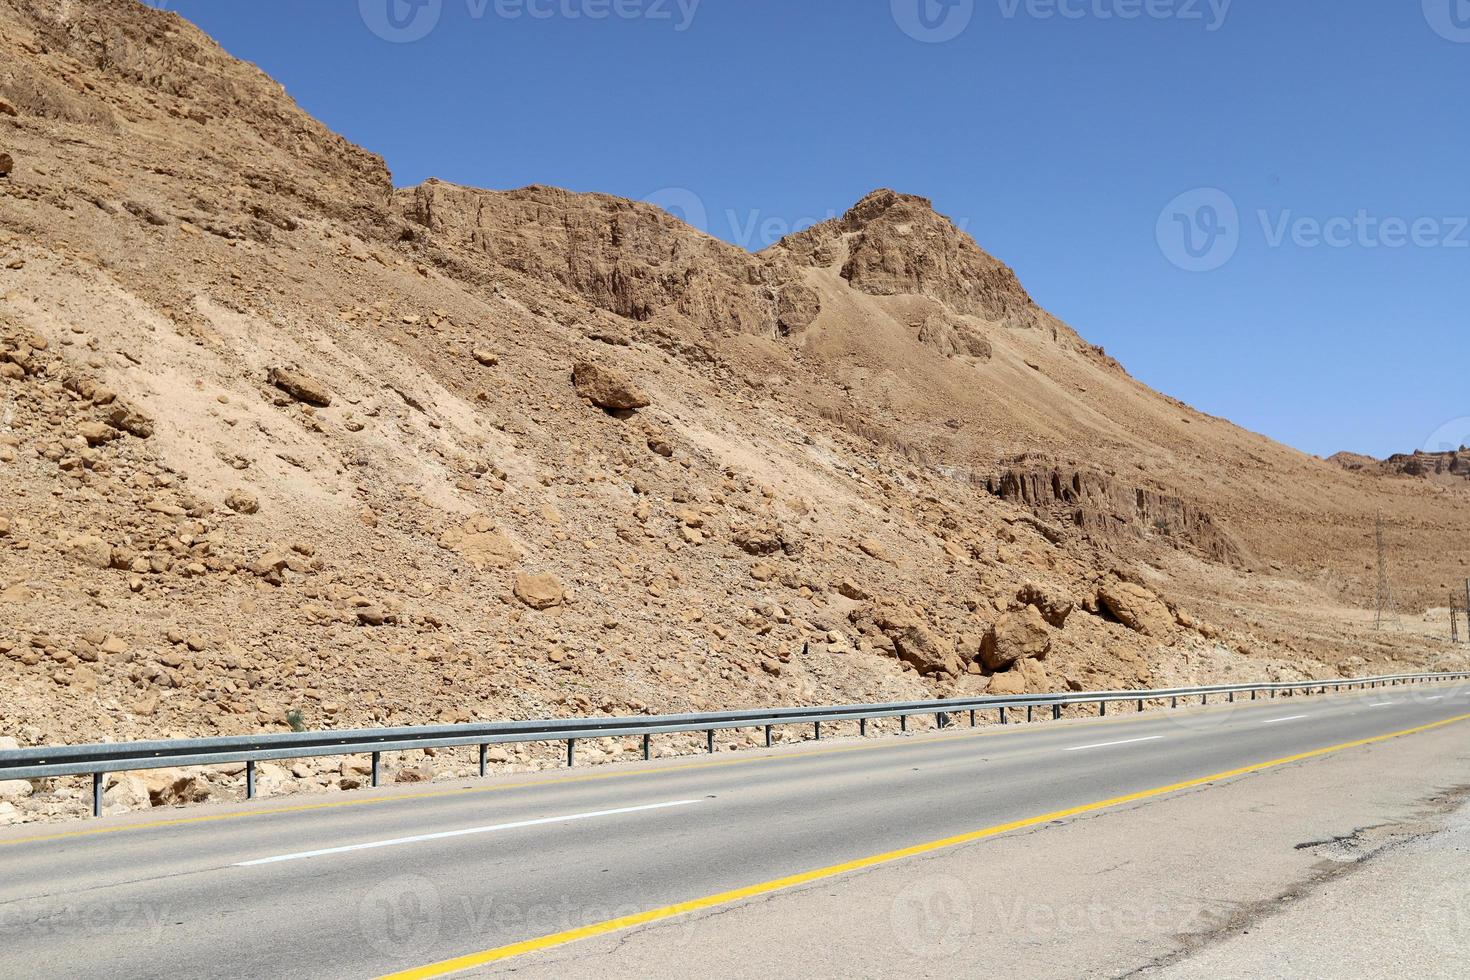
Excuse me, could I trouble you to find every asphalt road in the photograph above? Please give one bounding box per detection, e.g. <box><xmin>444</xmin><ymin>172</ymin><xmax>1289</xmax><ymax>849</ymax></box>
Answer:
<box><xmin>2</xmin><ymin>682</ymin><xmax>1468</xmax><ymax>979</ymax></box>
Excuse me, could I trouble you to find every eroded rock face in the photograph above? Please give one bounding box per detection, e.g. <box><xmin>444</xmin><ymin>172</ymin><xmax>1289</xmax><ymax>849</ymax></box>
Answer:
<box><xmin>396</xmin><ymin>182</ymin><xmax>811</xmax><ymax>341</ymax></box>
<box><xmin>776</xmin><ymin>283</ymin><xmax>822</xmax><ymax>335</ymax></box>
<box><xmin>774</xmin><ymin>189</ymin><xmax>1043</xmax><ymax>330</ymax></box>
<box><xmin>1097</xmin><ymin>580</ymin><xmax>1175</xmax><ymax>638</ymax></box>
<box><xmin>989</xmin><ymin>458</ymin><xmax>1246</xmax><ymax>568</ymax></box>
<box><xmin>572</xmin><ymin>361</ymin><xmax>650</xmax><ymax>411</ymax></box>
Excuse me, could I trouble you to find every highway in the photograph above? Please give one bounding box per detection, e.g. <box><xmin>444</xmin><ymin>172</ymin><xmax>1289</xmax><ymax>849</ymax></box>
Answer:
<box><xmin>1</xmin><ymin>684</ymin><xmax>1468</xmax><ymax>978</ymax></box>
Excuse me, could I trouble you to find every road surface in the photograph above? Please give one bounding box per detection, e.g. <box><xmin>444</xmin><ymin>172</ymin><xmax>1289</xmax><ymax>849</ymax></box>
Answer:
<box><xmin>2</xmin><ymin>683</ymin><xmax>1468</xmax><ymax>978</ymax></box>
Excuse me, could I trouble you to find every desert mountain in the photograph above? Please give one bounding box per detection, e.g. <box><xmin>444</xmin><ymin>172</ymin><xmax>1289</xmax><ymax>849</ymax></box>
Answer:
<box><xmin>2</xmin><ymin>0</ymin><xmax>1467</xmax><ymax>818</ymax></box>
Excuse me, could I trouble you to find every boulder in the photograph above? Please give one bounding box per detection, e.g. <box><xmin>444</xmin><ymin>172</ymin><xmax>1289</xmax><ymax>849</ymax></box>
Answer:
<box><xmin>77</xmin><ymin>421</ymin><xmax>116</xmax><ymax>447</ymax></box>
<box><xmin>514</xmin><ymin>572</ymin><xmax>565</xmax><ymax>610</ymax></box>
<box><xmin>268</xmin><ymin>366</ymin><xmax>332</xmax><ymax>407</ymax></box>
<box><xmin>988</xmin><ymin>669</ymin><xmax>1028</xmax><ymax>696</ymax></box>
<box><xmin>1016</xmin><ymin>582</ymin><xmax>1074</xmax><ymax>628</ymax></box>
<box><xmin>731</xmin><ymin>523</ymin><xmax>785</xmax><ymax>557</ymax></box>
<box><xmin>105</xmin><ymin>404</ymin><xmax>154</xmax><ymax>438</ymax></box>
<box><xmin>143</xmin><ymin>769</ymin><xmax>213</xmax><ymax>807</ymax></box>
<box><xmin>439</xmin><ymin>516</ymin><xmax>522</xmax><ymax>569</ymax></box>
<box><xmin>979</xmin><ymin>606</ymin><xmax>1052</xmax><ymax>672</ymax></box>
<box><xmin>0</xmin><ymin>779</ymin><xmax>33</xmax><ymax>800</ymax></box>
<box><xmin>66</xmin><ymin>534</ymin><xmax>113</xmax><ymax>569</ymax></box>
<box><xmin>873</xmin><ymin>609</ymin><xmax>964</xmax><ymax>677</ymax></box>
<box><xmin>572</xmin><ymin>361</ymin><xmax>649</xmax><ymax>411</ymax></box>
<box><xmin>224</xmin><ymin>489</ymin><xmax>259</xmax><ymax>515</ymax></box>
<box><xmin>1098</xmin><ymin>580</ymin><xmax>1175</xmax><ymax>638</ymax></box>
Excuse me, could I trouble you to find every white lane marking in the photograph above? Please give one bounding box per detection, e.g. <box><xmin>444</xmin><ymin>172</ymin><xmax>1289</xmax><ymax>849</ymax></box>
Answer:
<box><xmin>234</xmin><ymin>799</ymin><xmax>700</xmax><ymax>867</ymax></box>
<box><xmin>1368</xmin><ymin>702</ymin><xmax>1396</xmax><ymax>708</ymax></box>
<box><xmin>1261</xmin><ymin>714</ymin><xmax>1309</xmax><ymax>725</ymax></box>
<box><xmin>1424</xmin><ymin>696</ymin><xmax>1443</xmax><ymax>701</ymax></box>
<box><xmin>1062</xmin><ymin>736</ymin><xmax>1164</xmax><ymax>752</ymax></box>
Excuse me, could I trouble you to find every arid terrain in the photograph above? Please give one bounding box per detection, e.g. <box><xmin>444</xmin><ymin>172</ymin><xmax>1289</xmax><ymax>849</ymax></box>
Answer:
<box><xmin>1</xmin><ymin>0</ymin><xmax>1467</xmax><ymax>822</ymax></box>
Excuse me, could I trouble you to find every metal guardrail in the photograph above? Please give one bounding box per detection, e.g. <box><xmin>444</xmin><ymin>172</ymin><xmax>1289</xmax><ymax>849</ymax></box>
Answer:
<box><xmin>1</xmin><ymin>671</ymin><xmax>1465</xmax><ymax>817</ymax></box>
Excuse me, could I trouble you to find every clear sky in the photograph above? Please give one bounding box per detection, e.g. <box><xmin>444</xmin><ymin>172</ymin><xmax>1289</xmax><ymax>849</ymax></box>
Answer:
<box><xmin>149</xmin><ymin>0</ymin><xmax>1469</xmax><ymax>459</ymax></box>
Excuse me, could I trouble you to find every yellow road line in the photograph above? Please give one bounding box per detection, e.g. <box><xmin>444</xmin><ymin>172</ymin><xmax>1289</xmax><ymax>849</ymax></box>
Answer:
<box><xmin>378</xmin><ymin>710</ymin><xmax>1470</xmax><ymax>980</ymax></box>
<box><xmin>0</xmin><ymin>687</ymin><xmax>1391</xmax><ymax>848</ymax></box>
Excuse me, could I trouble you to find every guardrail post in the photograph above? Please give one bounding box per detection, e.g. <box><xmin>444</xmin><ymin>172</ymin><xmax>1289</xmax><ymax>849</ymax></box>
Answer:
<box><xmin>246</xmin><ymin>759</ymin><xmax>256</xmax><ymax>800</ymax></box>
<box><xmin>900</xmin><ymin>715</ymin><xmax>908</xmax><ymax>733</ymax></box>
<box><xmin>566</xmin><ymin>740</ymin><xmax>575</xmax><ymax>768</ymax></box>
<box><xmin>970</xmin><ymin>709</ymin><xmax>976</xmax><ymax>727</ymax></box>
<box><xmin>1202</xmin><ymin>693</ymin><xmax>1208</xmax><ymax>705</ymax></box>
<box><xmin>1228</xmin><ymin>691</ymin><xmax>1235</xmax><ymax>703</ymax></box>
<box><xmin>1027</xmin><ymin>705</ymin><xmax>1034</xmax><ymax>723</ymax></box>
<box><xmin>1137</xmin><ymin>698</ymin><xmax>1144</xmax><ymax>712</ymax></box>
<box><xmin>1171</xmin><ymin>695</ymin><xmax>1178</xmax><ymax>708</ymax></box>
<box><xmin>92</xmin><ymin>772</ymin><xmax>103</xmax><ymax>818</ymax></box>
<box><xmin>766</xmin><ymin>724</ymin><xmax>774</xmax><ymax>747</ymax></box>
<box><xmin>1099</xmin><ymin>701</ymin><xmax>1106</xmax><ymax>717</ymax></box>
<box><xmin>643</xmin><ymin>734</ymin><xmax>651</xmax><ymax>761</ymax></box>
<box><xmin>999</xmin><ymin>707</ymin><xmax>1008</xmax><ymax>725</ymax></box>
<box><xmin>479</xmin><ymin>744</ymin><xmax>488</xmax><ymax>777</ymax></box>
<box><xmin>859</xmin><ymin>718</ymin><xmax>867</xmax><ymax>738</ymax></box>
<box><xmin>1052</xmin><ymin>704</ymin><xmax>1061</xmax><ymax>721</ymax></box>
<box><xmin>815</xmin><ymin>721</ymin><xmax>822</xmax><ymax>740</ymax></box>
<box><xmin>707</xmin><ymin>730</ymin><xmax>715</xmax><ymax>753</ymax></box>
<box><xmin>371</xmin><ymin>752</ymin><xmax>381</xmax><ymax>787</ymax></box>
<box><xmin>1251</xmin><ymin>690</ymin><xmax>1257</xmax><ymax>701</ymax></box>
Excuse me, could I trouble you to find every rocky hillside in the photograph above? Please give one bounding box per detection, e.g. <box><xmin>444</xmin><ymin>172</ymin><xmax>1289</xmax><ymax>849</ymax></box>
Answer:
<box><xmin>1</xmin><ymin>0</ymin><xmax>1467</xmax><ymax>821</ymax></box>
<box><xmin>1331</xmin><ymin>449</ymin><xmax>1470</xmax><ymax>487</ymax></box>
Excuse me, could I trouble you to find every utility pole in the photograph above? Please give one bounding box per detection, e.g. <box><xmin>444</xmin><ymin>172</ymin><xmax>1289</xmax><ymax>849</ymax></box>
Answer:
<box><xmin>1373</xmin><ymin>513</ymin><xmax>1401</xmax><ymax>630</ymax></box>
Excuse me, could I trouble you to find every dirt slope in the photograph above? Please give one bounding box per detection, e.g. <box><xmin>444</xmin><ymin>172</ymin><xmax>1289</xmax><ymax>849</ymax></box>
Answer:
<box><xmin>1</xmin><ymin>0</ymin><xmax>1466</xmax><ymax>820</ymax></box>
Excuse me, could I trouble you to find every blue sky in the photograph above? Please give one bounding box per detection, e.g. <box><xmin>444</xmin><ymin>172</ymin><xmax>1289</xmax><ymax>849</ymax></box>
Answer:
<box><xmin>153</xmin><ymin>0</ymin><xmax>1469</xmax><ymax>458</ymax></box>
